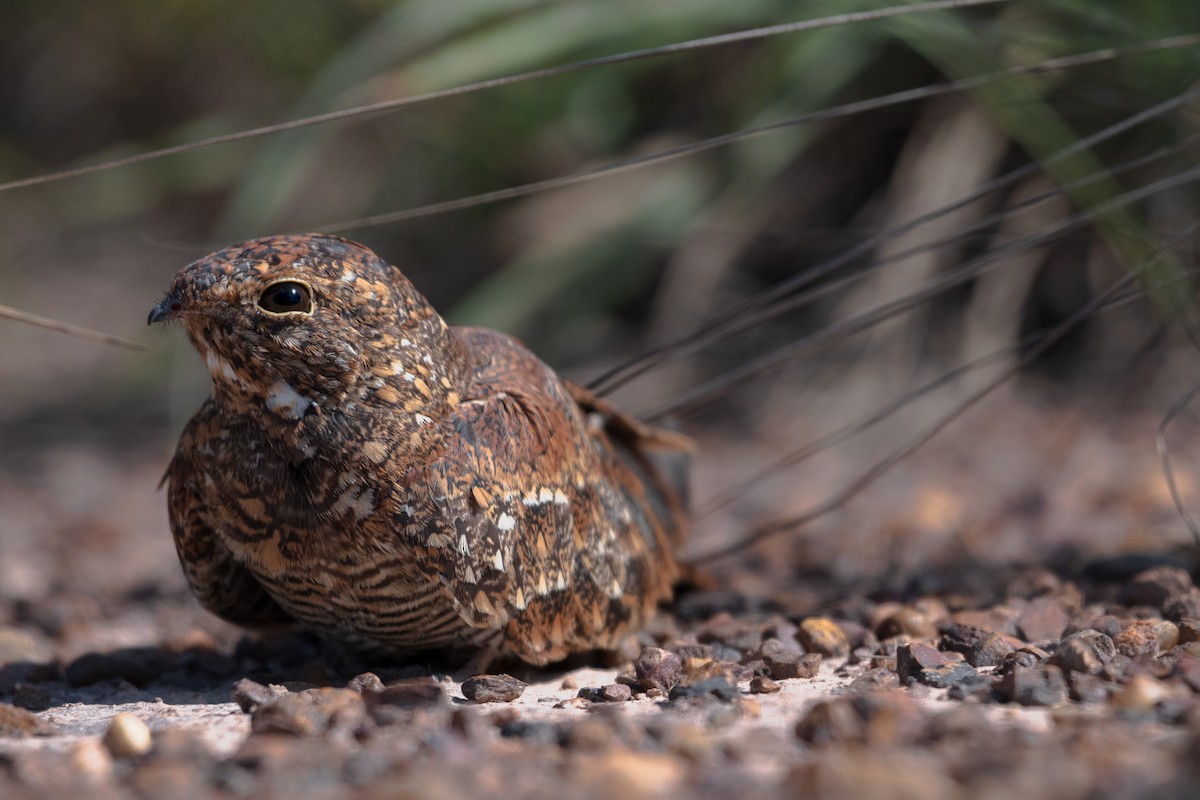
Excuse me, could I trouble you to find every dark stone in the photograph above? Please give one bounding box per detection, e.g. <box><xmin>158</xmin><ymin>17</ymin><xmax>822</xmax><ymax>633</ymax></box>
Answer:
<box><xmin>232</xmin><ymin>678</ymin><xmax>282</xmax><ymax>713</ymax></box>
<box><xmin>995</xmin><ymin>665</ymin><xmax>1068</xmax><ymax>706</ymax></box>
<box><xmin>1048</xmin><ymin>630</ymin><xmax>1116</xmax><ymax>675</ymax></box>
<box><xmin>1016</xmin><ymin>596</ymin><xmax>1070</xmax><ymax>644</ymax></box>
<box><xmin>896</xmin><ymin>642</ymin><xmax>950</xmax><ymax>682</ymax></box>
<box><xmin>461</xmin><ymin>674</ymin><xmax>526</xmax><ymax>704</ymax></box>
<box><xmin>755</xmin><ymin>639</ymin><xmax>821</xmax><ymax>680</ymax></box>
<box><xmin>634</xmin><ymin>647</ymin><xmax>683</xmax><ymax>694</ymax></box>
<box><xmin>966</xmin><ymin>633</ymin><xmax>1020</xmax><ymax>668</ymax></box>
<box><xmin>370</xmin><ymin>677</ymin><xmax>444</xmax><ymax>708</ymax></box>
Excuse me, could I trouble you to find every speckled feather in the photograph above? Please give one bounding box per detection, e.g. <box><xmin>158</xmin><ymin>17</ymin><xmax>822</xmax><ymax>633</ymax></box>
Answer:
<box><xmin>151</xmin><ymin>234</ymin><xmax>687</xmax><ymax>665</ymax></box>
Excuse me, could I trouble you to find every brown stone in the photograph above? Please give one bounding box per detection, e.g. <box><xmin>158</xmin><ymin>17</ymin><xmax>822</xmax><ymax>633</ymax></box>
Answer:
<box><xmin>749</xmin><ymin>676</ymin><xmax>781</xmax><ymax>694</ymax></box>
<box><xmin>1049</xmin><ymin>630</ymin><xmax>1115</xmax><ymax>675</ymax></box>
<box><xmin>634</xmin><ymin>647</ymin><xmax>683</xmax><ymax>694</ymax></box>
<box><xmin>461</xmin><ymin>674</ymin><xmax>526</xmax><ymax>704</ymax></box>
<box><xmin>967</xmin><ymin>633</ymin><xmax>1020</xmax><ymax>668</ymax></box>
<box><xmin>1113</xmin><ymin>620</ymin><xmax>1179</xmax><ymax>658</ymax></box>
<box><xmin>1016</xmin><ymin>596</ymin><xmax>1070</xmax><ymax>644</ymax></box>
<box><xmin>896</xmin><ymin>642</ymin><xmax>951</xmax><ymax>682</ymax></box>
<box><xmin>797</xmin><ymin>617</ymin><xmax>850</xmax><ymax>657</ymax></box>
<box><xmin>995</xmin><ymin>665</ymin><xmax>1068</xmax><ymax>706</ymax></box>
<box><xmin>876</xmin><ymin>607</ymin><xmax>939</xmax><ymax>641</ymax></box>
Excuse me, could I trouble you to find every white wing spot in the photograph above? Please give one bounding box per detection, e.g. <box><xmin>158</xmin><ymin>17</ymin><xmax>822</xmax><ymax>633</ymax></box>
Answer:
<box><xmin>205</xmin><ymin>351</ymin><xmax>247</xmax><ymax>388</ymax></box>
<box><xmin>492</xmin><ymin>551</ymin><xmax>505</xmax><ymax>571</ymax></box>
<box><xmin>496</xmin><ymin>513</ymin><xmax>516</xmax><ymax>532</ymax></box>
<box><xmin>415</xmin><ymin>413</ymin><xmax>432</xmax><ymax>426</ymax></box>
<box><xmin>341</xmin><ymin>271</ymin><xmax>357</xmax><ymax>283</ymax></box>
<box><xmin>553</xmin><ymin>489</ymin><xmax>569</xmax><ymax>505</ymax></box>
<box><xmin>266</xmin><ymin>380</ymin><xmax>312</xmax><ymax>419</ymax></box>
<box><xmin>538</xmin><ymin>487</ymin><xmax>554</xmax><ymax>504</ymax></box>
<box><xmin>458</xmin><ymin>535</ymin><xmax>470</xmax><ymax>556</ymax></box>
<box><xmin>401</xmin><ymin>338</ymin><xmax>413</xmax><ymax>347</ymax></box>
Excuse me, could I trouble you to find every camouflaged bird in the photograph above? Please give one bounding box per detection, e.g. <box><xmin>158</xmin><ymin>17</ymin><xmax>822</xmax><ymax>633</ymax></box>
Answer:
<box><xmin>150</xmin><ymin>234</ymin><xmax>687</xmax><ymax>666</ymax></box>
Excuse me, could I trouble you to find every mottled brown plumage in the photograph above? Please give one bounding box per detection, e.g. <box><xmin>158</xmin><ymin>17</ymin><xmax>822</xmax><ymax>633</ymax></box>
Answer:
<box><xmin>150</xmin><ymin>234</ymin><xmax>687</xmax><ymax>665</ymax></box>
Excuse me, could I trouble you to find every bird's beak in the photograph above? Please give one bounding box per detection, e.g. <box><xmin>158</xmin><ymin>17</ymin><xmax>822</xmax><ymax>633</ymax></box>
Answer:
<box><xmin>147</xmin><ymin>295</ymin><xmax>183</xmax><ymax>325</ymax></box>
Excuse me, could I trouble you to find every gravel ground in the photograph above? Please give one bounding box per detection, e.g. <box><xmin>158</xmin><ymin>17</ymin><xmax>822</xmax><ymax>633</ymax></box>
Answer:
<box><xmin>4</xmin><ymin>400</ymin><xmax>1200</xmax><ymax>799</ymax></box>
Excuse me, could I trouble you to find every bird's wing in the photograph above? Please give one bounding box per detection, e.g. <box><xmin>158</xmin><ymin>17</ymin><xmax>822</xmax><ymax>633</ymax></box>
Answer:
<box><xmin>415</xmin><ymin>327</ymin><xmax>684</xmax><ymax>664</ymax></box>
<box><xmin>166</xmin><ymin>402</ymin><xmax>294</xmax><ymax>628</ymax></box>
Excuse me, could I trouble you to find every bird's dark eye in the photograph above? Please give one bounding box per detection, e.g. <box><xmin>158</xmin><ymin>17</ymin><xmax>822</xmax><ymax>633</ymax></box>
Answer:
<box><xmin>258</xmin><ymin>281</ymin><xmax>313</xmax><ymax>315</ymax></box>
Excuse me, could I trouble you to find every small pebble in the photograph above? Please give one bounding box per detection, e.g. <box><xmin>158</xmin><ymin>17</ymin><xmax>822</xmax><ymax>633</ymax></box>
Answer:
<box><xmin>896</xmin><ymin>642</ymin><xmax>951</xmax><ymax>682</ymax></box>
<box><xmin>967</xmin><ymin>633</ymin><xmax>1020</xmax><ymax>668</ymax></box>
<box><xmin>996</xmin><ymin>665</ymin><xmax>1068</xmax><ymax>707</ymax></box>
<box><xmin>232</xmin><ymin>678</ymin><xmax>283</xmax><ymax>713</ymax></box>
<box><xmin>1049</xmin><ymin>630</ymin><xmax>1115</xmax><ymax>675</ymax></box>
<box><xmin>462</xmin><ymin>674</ymin><xmax>526</xmax><ymax>704</ymax></box>
<box><xmin>755</xmin><ymin>639</ymin><xmax>814</xmax><ymax>680</ymax></box>
<box><xmin>102</xmin><ymin>712</ymin><xmax>152</xmax><ymax>758</ymax></box>
<box><xmin>797</xmin><ymin>617</ymin><xmax>850</xmax><ymax>657</ymax></box>
<box><xmin>749</xmin><ymin>676</ymin><xmax>781</xmax><ymax>694</ymax></box>
<box><xmin>602</xmin><ymin>683</ymin><xmax>633</xmax><ymax>702</ymax></box>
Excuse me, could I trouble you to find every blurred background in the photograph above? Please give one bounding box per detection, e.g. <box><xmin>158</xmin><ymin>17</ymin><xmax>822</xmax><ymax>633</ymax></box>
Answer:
<box><xmin>1</xmin><ymin>0</ymin><xmax>1199</xmax><ymax>651</ymax></box>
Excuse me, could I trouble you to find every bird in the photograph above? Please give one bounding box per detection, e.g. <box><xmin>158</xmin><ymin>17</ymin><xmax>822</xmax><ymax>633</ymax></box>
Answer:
<box><xmin>149</xmin><ymin>233</ymin><xmax>689</xmax><ymax>666</ymax></box>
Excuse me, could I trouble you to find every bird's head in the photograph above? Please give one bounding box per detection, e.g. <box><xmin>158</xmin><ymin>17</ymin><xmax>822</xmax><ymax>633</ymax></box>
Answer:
<box><xmin>149</xmin><ymin>234</ymin><xmax>463</xmax><ymax>421</ymax></box>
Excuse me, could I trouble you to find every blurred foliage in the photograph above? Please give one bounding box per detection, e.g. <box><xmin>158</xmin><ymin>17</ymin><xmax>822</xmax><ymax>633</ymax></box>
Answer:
<box><xmin>1</xmin><ymin>0</ymin><xmax>1198</xmax><ymax>377</ymax></box>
